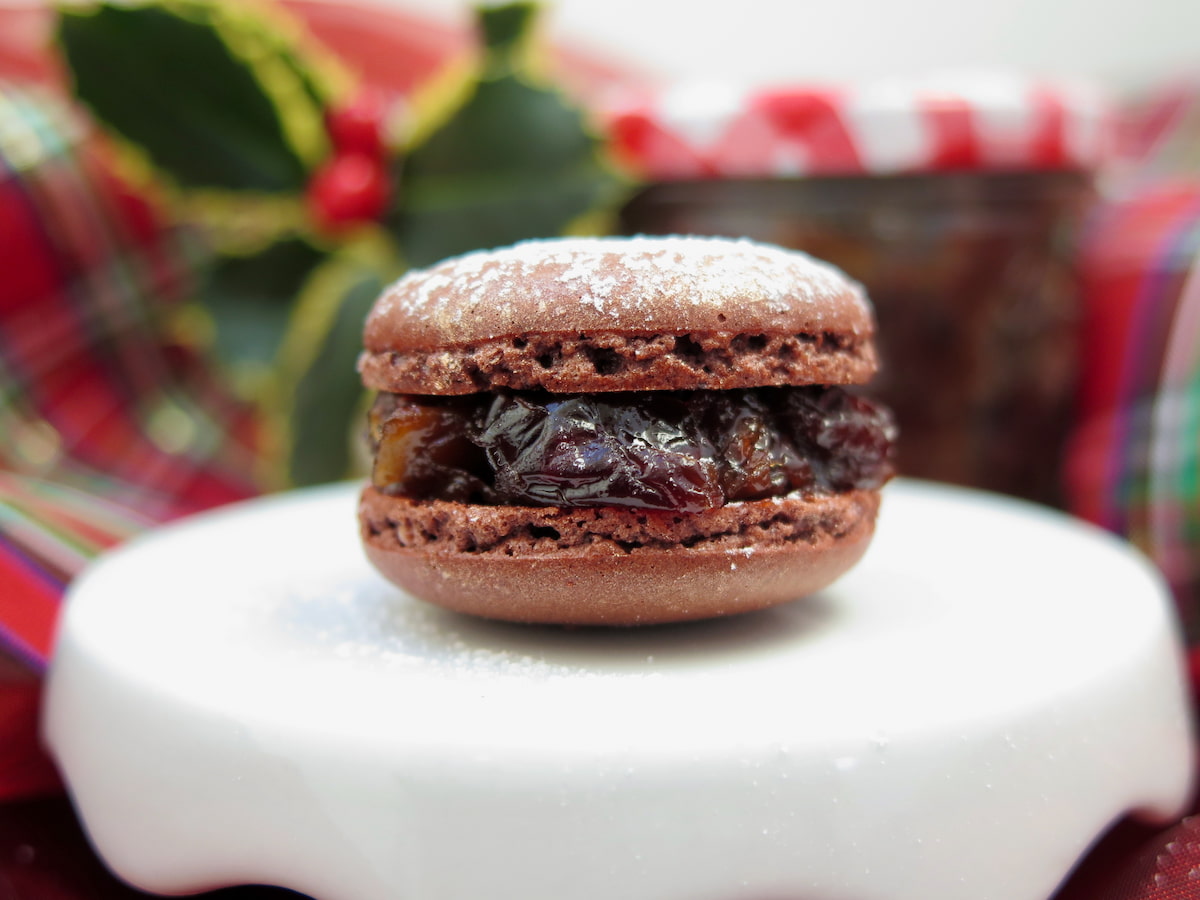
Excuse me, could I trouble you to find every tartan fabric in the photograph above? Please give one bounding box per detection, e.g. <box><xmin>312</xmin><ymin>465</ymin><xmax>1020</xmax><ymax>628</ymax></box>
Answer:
<box><xmin>1066</xmin><ymin>179</ymin><xmax>1200</xmax><ymax>638</ymax></box>
<box><xmin>0</xmin><ymin>83</ymin><xmax>264</xmax><ymax>670</ymax></box>
<box><xmin>0</xmin><ymin>472</ymin><xmax>150</xmax><ymax>671</ymax></box>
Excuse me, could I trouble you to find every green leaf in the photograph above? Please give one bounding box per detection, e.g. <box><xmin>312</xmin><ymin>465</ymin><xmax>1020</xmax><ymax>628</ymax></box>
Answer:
<box><xmin>284</xmin><ymin>269</ymin><xmax>382</xmax><ymax>486</ymax></box>
<box><xmin>389</xmin><ymin>6</ymin><xmax>623</xmax><ymax>268</ymax></box>
<box><xmin>478</xmin><ymin>3</ymin><xmax>538</xmax><ymax>63</ymax></box>
<box><xmin>58</xmin><ymin>3</ymin><xmax>310</xmax><ymax>191</ymax></box>
<box><xmin>275</xmin><ymin>238</ymin><xmax>399</xmax><ymax>487</ymax></box>
<box><xmin>197</xmin><ymin>238</ymin><xmax>325</xmax><ymax>373</ymax></box>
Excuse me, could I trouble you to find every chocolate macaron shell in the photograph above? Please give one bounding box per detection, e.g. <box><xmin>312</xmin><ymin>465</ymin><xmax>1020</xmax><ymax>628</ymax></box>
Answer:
<box><xmin>358</xmin><ymin>235</ymin><xmax>891</xmax><ymax>625</ymax></box>
<box><xmin>359</xmin><ymin>236</ymin><xmax>876</xmax><ymax>395</ymax></box>
<box><xmin>359</xmin><ymin>487</ymin><xmax>879</xmax><ymax>626</ymax></box>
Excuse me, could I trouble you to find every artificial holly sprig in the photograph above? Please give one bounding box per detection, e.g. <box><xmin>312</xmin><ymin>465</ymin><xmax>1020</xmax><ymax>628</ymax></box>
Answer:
<box><xmin>57</xmin><ymin>0</ymin><xmax>346</xmax><ymax>241</ymax></box>
<box><xmin>55</xmin><ymin>0</ymin><xmax>630</xmax><ymax>488</ymax></box>
<box><xmin>307</xmin><ymin>89</ymin><xmax>394</xmax><ymax>235</ymax></box>
<box><xmin>391</xmin><ymin>2</ymin><xmax>626</xmax><ymax>268</ymax></box>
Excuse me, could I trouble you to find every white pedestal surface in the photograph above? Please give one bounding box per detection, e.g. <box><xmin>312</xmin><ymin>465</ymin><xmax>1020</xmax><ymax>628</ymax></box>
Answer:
<box><xmin>43</xmin><ymin>480</ymin><xmax>1196</xmax><ymax>900</ymax></box>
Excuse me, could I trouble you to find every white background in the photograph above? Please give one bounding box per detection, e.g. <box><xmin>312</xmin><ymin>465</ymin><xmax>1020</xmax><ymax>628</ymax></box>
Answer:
<box><xmin>393</xmin><ymin>0</ymin><xmax>1200</xmax><ymax>92</ymax></box>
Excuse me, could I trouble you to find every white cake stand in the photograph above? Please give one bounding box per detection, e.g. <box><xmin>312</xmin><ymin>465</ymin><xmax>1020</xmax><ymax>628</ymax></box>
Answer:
<box><xmin>43</xmin><ymin>480</ymin><xmax>1195</xmax><ymax>900</ymax></box>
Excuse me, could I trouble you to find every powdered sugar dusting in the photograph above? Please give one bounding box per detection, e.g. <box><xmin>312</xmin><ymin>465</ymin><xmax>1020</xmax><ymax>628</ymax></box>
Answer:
<box><xmin>260</xmin><ymin>577</ymin><xmax>610</xmax><ymax>681</ymax></box>
<box><xmin>370</xmin><ymin>235</ymin><xmax>866</xmax><ymax>345</ymax></box>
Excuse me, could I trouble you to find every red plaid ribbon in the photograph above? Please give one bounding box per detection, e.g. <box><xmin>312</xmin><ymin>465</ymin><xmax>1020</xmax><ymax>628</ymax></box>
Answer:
<box><xmin>0</xmin><ymin>472</ymin><xmax>150</xmax><ymax>670</ymax></box>
<box><xmin>1066</xmin><ymin>178</ymin><xmax>1200</xmax><ymax>638</ymax></box>
<box><xmin>0</xmin><ymin>83</ymin><xmax>263</xmax><ymax>671</ymax></box>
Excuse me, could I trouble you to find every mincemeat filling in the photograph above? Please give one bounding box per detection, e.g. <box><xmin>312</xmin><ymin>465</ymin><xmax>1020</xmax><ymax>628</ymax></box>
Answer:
<box><xmin>368</xmin><ymin>387</ymin><xmax>896</xmax><ymax>513</ymax></box>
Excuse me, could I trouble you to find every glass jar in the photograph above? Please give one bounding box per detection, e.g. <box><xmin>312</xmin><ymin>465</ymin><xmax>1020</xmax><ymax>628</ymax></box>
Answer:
<box><xmin>606</xmin><ymin>79</ymin><xmax>1110</xmax><ymax>506</ymax></box>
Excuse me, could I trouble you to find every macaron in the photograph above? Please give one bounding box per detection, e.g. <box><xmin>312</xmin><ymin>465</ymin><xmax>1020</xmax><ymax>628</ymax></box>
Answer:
<box><xmin>358</xmin><ymin>235</ymin><xmax>896</xmax><ymax>625</ymax></box>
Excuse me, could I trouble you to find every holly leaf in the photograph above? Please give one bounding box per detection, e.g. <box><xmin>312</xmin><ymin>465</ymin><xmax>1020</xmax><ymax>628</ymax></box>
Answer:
<box><xmin>283</xmin><ymin>273</ymin><xmax>379</xmax><ymax>486</ymax></box>
<box><xmin>275</xmin><ymin>242</ymin><xmax>398</xmax><ymax>487</ymax></box>
<box><xmin>57</xmin><ymin>3</ymin><xmax>315</xmax><ymax>191</ymax></box>
<box><xmin>476</xmin><ymin>2</ymin><xmax>539</xmax><ymax>57</ymax></box>
<box><xmin>389</xmin><ymin>3</ymin><xmax>623</xmax><ymax>267</ymax></box>
<box><xmin>197</xmin><ymin>238</ymin><xmax>325</xmax><ymax>377</ymax></box>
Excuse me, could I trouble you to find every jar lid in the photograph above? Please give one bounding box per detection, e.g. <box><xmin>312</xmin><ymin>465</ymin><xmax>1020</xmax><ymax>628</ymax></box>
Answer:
<box><xmin>601</xmin><ymin>75</ymin><xmax>1113</xmax><ymax>179</ymax></box>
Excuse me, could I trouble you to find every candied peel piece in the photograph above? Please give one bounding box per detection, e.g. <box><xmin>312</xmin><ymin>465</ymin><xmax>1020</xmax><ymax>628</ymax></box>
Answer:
<box><xmin>369</xmin><ymin>395</ymin><xmax>491</xmax><ymax>503</ymax></box>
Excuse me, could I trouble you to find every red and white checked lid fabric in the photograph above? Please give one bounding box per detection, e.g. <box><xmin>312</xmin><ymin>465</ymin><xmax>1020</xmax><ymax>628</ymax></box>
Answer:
<box><xmin>601</xmin><ymin>75</ymin><xmax>1113</xmax><ymax>179</ymax></box>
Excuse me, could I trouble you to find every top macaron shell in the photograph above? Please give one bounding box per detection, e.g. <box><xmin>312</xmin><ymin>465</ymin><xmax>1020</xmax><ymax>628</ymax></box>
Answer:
<box><xmin>360</xmin><ymin>236</ymin><xmax>878</xmax><ymax>395</ymax></box>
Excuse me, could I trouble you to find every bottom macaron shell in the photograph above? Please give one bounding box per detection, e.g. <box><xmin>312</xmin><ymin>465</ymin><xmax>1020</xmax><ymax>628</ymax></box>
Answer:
<box><xmin>359</xmin><ymin>489</ymin><xmax>880</xmax><ymax>625</ymax></box>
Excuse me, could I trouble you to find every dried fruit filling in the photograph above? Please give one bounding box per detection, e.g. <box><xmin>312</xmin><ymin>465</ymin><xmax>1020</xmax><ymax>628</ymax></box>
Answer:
<box><xmin>368</xmin><ymin>387</ymin><xmax>896</xmax><ymax>513</ymax></box>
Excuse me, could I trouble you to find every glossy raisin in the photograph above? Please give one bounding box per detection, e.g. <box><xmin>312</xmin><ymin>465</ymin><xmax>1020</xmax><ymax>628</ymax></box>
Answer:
<box><xmin>776</xmin><ymin>388</ymin><xmax>898</xmax><ymax>491</ymax></box>
<box><xmin>696</xmin><ymin>390</ymin><xmax>810</xmax><ymax>501</ymax></box>
<box><xmin>474</xmin><ymin>393</ymin><xmax>723</xmax><ymax>512</ymax></box>
<box><xmin>368</xmin><ymin>386</ymin><xmax>896</xmax><ymax>510</ymax></box>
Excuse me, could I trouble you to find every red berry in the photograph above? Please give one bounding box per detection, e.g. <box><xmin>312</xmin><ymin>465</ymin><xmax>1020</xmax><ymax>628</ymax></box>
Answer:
<box><xmin>307</xmin><ymin>152</ymin><xmax>390</xmax><ymax>234</ymax></box>
<box><xmin>1188</xmin><ymin>645</ymin><xmax>1200</xmax><ymax>695</ymax></box>
<box><xmin>325</xmin><ymin>90</ymin><xmax>389</xmax><ymax>160</ymax></box>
